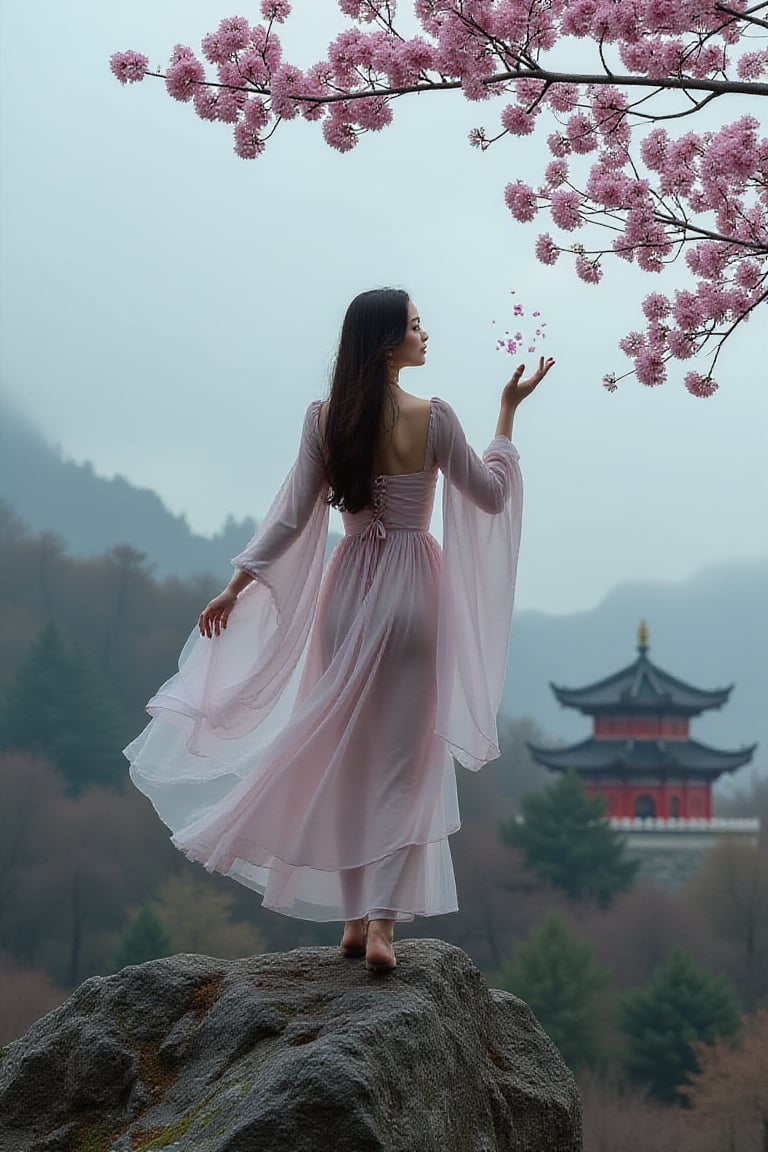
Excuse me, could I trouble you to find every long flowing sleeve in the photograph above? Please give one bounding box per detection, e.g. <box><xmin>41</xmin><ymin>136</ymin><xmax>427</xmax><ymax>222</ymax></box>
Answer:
<box><xmin>124</xmin><ymin>402</ymin><xmax>329</xmax><ymax>829</ymax></box>
<box><xmin>432</xmin><ymin>397</ymin><xmax>523</xmax><ymax>771</ymax></box>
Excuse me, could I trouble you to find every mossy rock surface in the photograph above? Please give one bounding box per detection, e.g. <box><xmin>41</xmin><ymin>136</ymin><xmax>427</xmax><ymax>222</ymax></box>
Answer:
<box><xmin>0</xmin><ymin>942</ymin><xmax>581</xmax><ymax>1152</ymax></box>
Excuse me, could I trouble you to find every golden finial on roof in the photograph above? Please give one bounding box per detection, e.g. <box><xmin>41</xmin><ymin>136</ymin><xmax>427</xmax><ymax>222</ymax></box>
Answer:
<box><xmin>637</xmin><ymin>620</ymin><xmax>649</xmax><ymax>652</ymax></box>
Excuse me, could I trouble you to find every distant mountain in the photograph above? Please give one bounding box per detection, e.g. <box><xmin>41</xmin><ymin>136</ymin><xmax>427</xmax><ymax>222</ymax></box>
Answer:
<box><xmin>0</xmin><ymin>403</ymin><xmax>261</xmax><ymax>579</ymax></box>
<box><xmin>504</xmin><ymin>558</ymin><xmax>768</xmax><ymax>785</ymax></box>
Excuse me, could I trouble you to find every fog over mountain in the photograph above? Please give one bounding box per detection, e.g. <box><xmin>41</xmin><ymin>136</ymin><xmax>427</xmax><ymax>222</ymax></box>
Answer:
<box><xmin>0</xmin><ymin>402</ymin><xmax>258</xmax><ymax>580</ymax></box>
<box><xmin>2</xmin><ymin>399</ymin><xmax>763</xmax><ymax>789</ymax></box>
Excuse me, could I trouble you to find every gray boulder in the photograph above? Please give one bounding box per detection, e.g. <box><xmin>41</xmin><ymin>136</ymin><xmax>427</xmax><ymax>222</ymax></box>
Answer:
<box><xmin>0</xmin><ymin>939</ymin><xmax>581</xmax><ymax>1152</ymax></box>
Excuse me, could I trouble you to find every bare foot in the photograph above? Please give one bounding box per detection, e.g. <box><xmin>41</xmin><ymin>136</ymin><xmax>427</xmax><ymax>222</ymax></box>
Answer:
<box><xmin>340</xmin><ymin>917</ymin><xmax>368</xmax><ymax>957</ymax></box>
<box><xmin>365</xmin><ymin>919</ymin><xmax>396</xmax><ymax>972</ymax></box>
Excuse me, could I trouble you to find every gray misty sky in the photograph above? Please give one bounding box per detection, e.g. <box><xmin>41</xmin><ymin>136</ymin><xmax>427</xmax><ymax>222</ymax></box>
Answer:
<box><xmin>1</xmin><ymin>1</ymin><xmax>766</xmax><ymax>614</ymax></box>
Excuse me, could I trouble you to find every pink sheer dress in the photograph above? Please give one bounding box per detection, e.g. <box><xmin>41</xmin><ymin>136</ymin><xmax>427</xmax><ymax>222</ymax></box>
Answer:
<box><xmin>124</xmin><ymin>398</ymin><xmax>523</xmax><ymax>922</ymax></box>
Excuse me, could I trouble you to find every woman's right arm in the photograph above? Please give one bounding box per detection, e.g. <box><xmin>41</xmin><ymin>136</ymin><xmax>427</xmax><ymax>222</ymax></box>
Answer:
<box><xmin>199</xmin><ymin>402</ymin><xmax>327</xmax><ymax>637</ymax></box>
<box><xmin>198</xmin><ymin>570</ymin><xmax>252</xmax><ymax>638</ymax></box>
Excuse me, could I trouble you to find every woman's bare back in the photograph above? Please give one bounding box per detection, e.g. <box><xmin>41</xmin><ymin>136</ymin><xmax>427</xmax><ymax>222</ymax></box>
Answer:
<box><xmin>319</xmin><ymin>391</ymin><xmax>432</xmax><ymax>478</ymax></box>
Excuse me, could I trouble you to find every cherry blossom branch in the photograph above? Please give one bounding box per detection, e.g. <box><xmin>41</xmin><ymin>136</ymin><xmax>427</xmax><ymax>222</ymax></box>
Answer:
<box><xmin>705</xmin><ymin>286</ymin><xmax>768</xmax><ymax>376</ymax></box>
<box><xmin>717</xmin><ymin>3</ymin><xmax>768</xmax><ymax>30</ymax></box>
<box><xmin>111</xmin><ymin>0</ymin><xmax>768</xmax><ymax>396</ymax></box>
<box><xmin>138</xmin><ymin>64</ymin><xmax>768</xmax><ymax>106</ymax></box>
<box><xmin>623</xmin><ymin>91</ymin><xmax>723</xmax><ymax>123</ymax></box>
<box><xmin>653</xmin><ymin>211</ymin><xmax>767</xmax><ymax>250</ymax></box>
<box><xmin>285</xmin><ymin>70</ymin><xmax>768</xmax><ymax>106</ymax></box>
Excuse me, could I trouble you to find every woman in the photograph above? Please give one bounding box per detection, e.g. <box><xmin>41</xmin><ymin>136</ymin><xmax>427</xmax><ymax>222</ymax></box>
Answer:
<box><xmin>124</xmin><ymin>288</ymin><xmax>554</xmax><ymax>972</ymax></box>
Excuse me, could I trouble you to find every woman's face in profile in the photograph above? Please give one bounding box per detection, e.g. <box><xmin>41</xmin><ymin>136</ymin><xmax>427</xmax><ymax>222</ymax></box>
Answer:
<box><xmin>391</xmin><ymin>301</ymin><xmax>428</xmax><ymax>371</ymax></box>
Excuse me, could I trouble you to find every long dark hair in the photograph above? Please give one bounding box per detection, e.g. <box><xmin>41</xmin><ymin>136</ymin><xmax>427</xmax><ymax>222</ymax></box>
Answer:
<box><xmin>323</xmin><ymin>288</ymin><xmax>410</xmax><ymax>513</ymax></box>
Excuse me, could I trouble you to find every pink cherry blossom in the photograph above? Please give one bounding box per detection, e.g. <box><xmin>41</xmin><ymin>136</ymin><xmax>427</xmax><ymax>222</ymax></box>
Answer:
<box><xmin>165</xmin><ymin>47</ymin><xmax>205</xmax><ymax>103</ymax></box>
<box><xmin>515</xmin><ymin>78</ymin><xmax>548</xmax><ymax>106</ymax></box>
<box><xmin>545</xmin><ymin>159</ymin><xmax>568</xmax><ymax>188</ymax></box>
<box><xmin>642</xmin><ymin>293</ymin><xmax>672</xmax><ymax>321</ymax></box>
<box><xmin>672</xmin><ymin>290</ymin><xmax>705</xmax><ymax>331</ymax></box>
<box><xmin>270</xmin><ymin>64</ymin><xmax>305</xmax><ymax>120</ymax></box>
<box><xmin>561</xmin><ymin>0</ymin><xmax>599</xmax><ymax>39</ymax></box>
<box><xmin>547</xmin><ymin>83</ymin><xmax>580</xmax><ymax>113</ymax></box>
<box><xmin>640</xmin><ymin>128</ymin><xmax>668</xmax><ymax>172</ymax></box>
<box><xmin>243</xmin><ymin>98</ymin><xmax>270</xmax><ymax>130</ymax></box>
<box><xmin>685</xmin><ymin>242</ymin><xmax>729</xmax><ymax>281</ymax></box>
<box><xmin>535</xmin><ymin>233</ymin><xmax>560</xmax><ymax>265</ymax></box>
<box><xmin>192</xmin><ymin>85</ymin><xmax>221</xmax><ymax>122</ymax></box>
<box><xmin>110</xmin><ymin>50</ymin><xmax>149</xmax><ymax>85</ymax></box>
<box><xmin>402</xmin><ymin>36</ymin><xmax>436</xmax><ymax>74</ymax></box>
<box><xmin>261</xmin><ymin>0</ymin><xmax>291</xmax><ymax>22</ymax></box>
<box><xmin>566</xmin><ymin>112</ymin><xmax>598</xmax><ymax>155</ymax></box>
<box><xmin>575</xmin><ymin>255</ymin><xmax>603</xmax><ymax>283</ymax></box>
<box><xmin>667</xmin><ymin>329</ymin><xmax>698</xmax><ymax>359</ymax></box>
<box><xmin>550</xmin><ymin>189</ymin><xmax>582</xmax><ymax>231</ymax></box>
<box><xmin>586</xmin><ymin>167</ymin><xmax>631</xmax><ymax>209</ymax></box>
<box><xmin>234</xmin><ymin>121</ymin><xmax>267</xmax><ymax>158</ymax></box>
<box><xmin>351</xmin><ymin>96</ymin><xmax>393</xmax><ymax>131</ymax></box>
<box><xmin>328</xmin><ymin>29</ymin><xmax>368</xmax><ymax>83</ymax></box>
<box><xmin>590</xmin><ymin>86</ymin><xmax>630</xmax><ymax>145</ymax></box>
<box><xmin>634</xmin><ymin>346</ymin><xmax>667</xmax><ymax>387</ymax></box>
<box><xmin>322</xmin><ymin>108</ymin><xmax>358</xmax><ymax>153</ymax></box>
<box><xmin>501</xmin><ymin>104</ymin><xmax>537</xmax><ymax>136</ymax></box>
<box><xmin>735</xmin><ymin>260</ymin><xmax>763</xmax><ymax>291</ymax></box>
<box><xmin>237</xmin><ymin>48</ymin><xmax>270</xmax><ymax>86</ymax></box>
<box><xmin>737</xmin><ymin>50</ymin><xmax>768</xmax><ymax>80</ymax></box>
<box><xmin>684</xmin><ymin>371</ymin><xmax>719</xmax><ymax>397</ymax></box>
<box><xmin>192</xmin><ymin>83</ymin><xmax>240</xmax><ymax>123</ymax></box>
<box><xmin>697</xmin><ymin>282</ymin><xmax>730</xmax><ymax>322</ymax></box>
<box><xmin>619</xmin><ymin>330</ymin><xmax>645</xmax><ymax>357</ymax></box>
<box><xmin>202</xmin><ymin>17</ymin><xmax>250</xmax><ymax>64</ymax></box>
<box><xmin>504</xmin><ymin>181</ymin><xmax>538</xmax><ymax>222</ymax></box>
<box><xmin>547</xmin><ymin>133</ymin><xmax>571</xmax><ymax>159</ymax></box>
<box><xmin>339</xmin><ymin>0</ymin><xmax>389</xmax><ymax>22</ymax></box>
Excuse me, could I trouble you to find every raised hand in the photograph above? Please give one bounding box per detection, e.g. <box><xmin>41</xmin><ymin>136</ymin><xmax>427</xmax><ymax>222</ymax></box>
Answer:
<box><xmin>501</xmin><ymin>356</ymin><xmax>556</xmax><ymax>408</ymax></box>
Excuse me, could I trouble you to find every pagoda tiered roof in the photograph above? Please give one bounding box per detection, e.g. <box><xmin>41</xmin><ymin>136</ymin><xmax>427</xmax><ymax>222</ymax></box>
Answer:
<box><xmin>551</xmin><ymin>629</ymin><xmax>732</xmax><ymax>718</ymax></box>
<box><xmin>527</xmin><ymin>736</ymin><xmax>756</xmax><ymax>782</ymax></box>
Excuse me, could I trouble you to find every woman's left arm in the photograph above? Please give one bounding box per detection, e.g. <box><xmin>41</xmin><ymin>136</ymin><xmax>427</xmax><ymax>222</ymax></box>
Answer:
<box><xmin>495</xmin><ymin>357</ymin><xmax>556</xmax><ymax>439</ymax></box>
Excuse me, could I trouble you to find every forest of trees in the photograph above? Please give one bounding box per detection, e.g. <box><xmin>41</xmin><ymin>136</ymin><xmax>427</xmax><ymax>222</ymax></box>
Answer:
<box><xmin>1</xmin><ymin>501</ymin><xmax>766</xmax><ymax>1150</ymax></box>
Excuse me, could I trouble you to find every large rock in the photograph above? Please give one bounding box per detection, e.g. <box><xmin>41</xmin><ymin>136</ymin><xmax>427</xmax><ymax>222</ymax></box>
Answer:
<box><xmin>0</xmin><ymin>939</ymin><xmax>581</xmax><ymax>1152</ymax></box>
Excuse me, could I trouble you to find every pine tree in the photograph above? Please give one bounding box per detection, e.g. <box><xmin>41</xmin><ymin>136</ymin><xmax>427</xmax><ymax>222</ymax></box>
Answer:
<box><xmin>619</xmin><ymin>947</ymin><xmax>741</xmax><ymax>1104</ymax></box>
<box><xmin>112</xmin><ymin>904</ymin><xmax>172</xmax><ymax>970</ymax></box>
<box><xmin>498</xmin><ymin>914</ymin><xmax>609</xmax><ymax>1069</ymax></box>
<box><xmin>0</xmin><ymin>622</ymin><xmax>127</xmax><ymax>794</ymax></box>
<box><xmin>500</xmin><ymin>770</ymin><xmax>638</xmax><ymax>906</ymax></box>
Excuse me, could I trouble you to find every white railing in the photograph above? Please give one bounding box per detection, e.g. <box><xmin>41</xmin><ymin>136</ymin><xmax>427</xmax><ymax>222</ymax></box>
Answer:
<box><xmin>609</xmin><ymin>817</ymin><xmax>761</xmax><ymax>831</ymax></box>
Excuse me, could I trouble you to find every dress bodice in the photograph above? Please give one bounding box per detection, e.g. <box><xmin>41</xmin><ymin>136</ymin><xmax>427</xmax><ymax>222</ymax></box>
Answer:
<box><xmin>341</xmin><ymin>469</ymin><xmax>438</xmax><ymax>538</ymax></box>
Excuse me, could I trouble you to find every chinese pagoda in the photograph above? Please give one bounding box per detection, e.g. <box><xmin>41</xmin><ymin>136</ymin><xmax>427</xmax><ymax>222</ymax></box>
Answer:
<box><xmin>528</xmin><ymin>623</ymin><xmax>756</xmax><ymax>823</ymax></box>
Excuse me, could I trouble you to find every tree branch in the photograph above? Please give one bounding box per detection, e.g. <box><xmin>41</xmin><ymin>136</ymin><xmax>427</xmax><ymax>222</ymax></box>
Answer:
<box><xmin>146</xmin><ymin>65</ymin><xmax>768</xmax><ymax>104</ymax></box>
<box><xmin>707</xmin><ymin>287</ymin><xmax>768</xmax><ymax>376</ymax></box>
<box><xmin>716</xmin><ymin>2</ymin><xmax>768</xmax><ymax>29</ymax></box>
<box><xmin>286</xmin><ymin>67</ymin><xmax>768</xmax><ymax>106</ymax></box>
<box><xmin>653</xmin><ymin>211</ymin><xmax>768</xmax><ymax>251</ymax></box>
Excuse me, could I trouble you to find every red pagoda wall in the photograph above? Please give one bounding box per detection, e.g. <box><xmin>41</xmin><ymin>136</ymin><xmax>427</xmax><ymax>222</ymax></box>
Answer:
<box><xmin>594</xmin><ymin>717</ymin><xmax>689</xmax><ymax>740</ymax></box>
<box><xmin>583</xmin><ymin>782</ymin><xmax>712</xmax><ymax>820</ymax></box>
